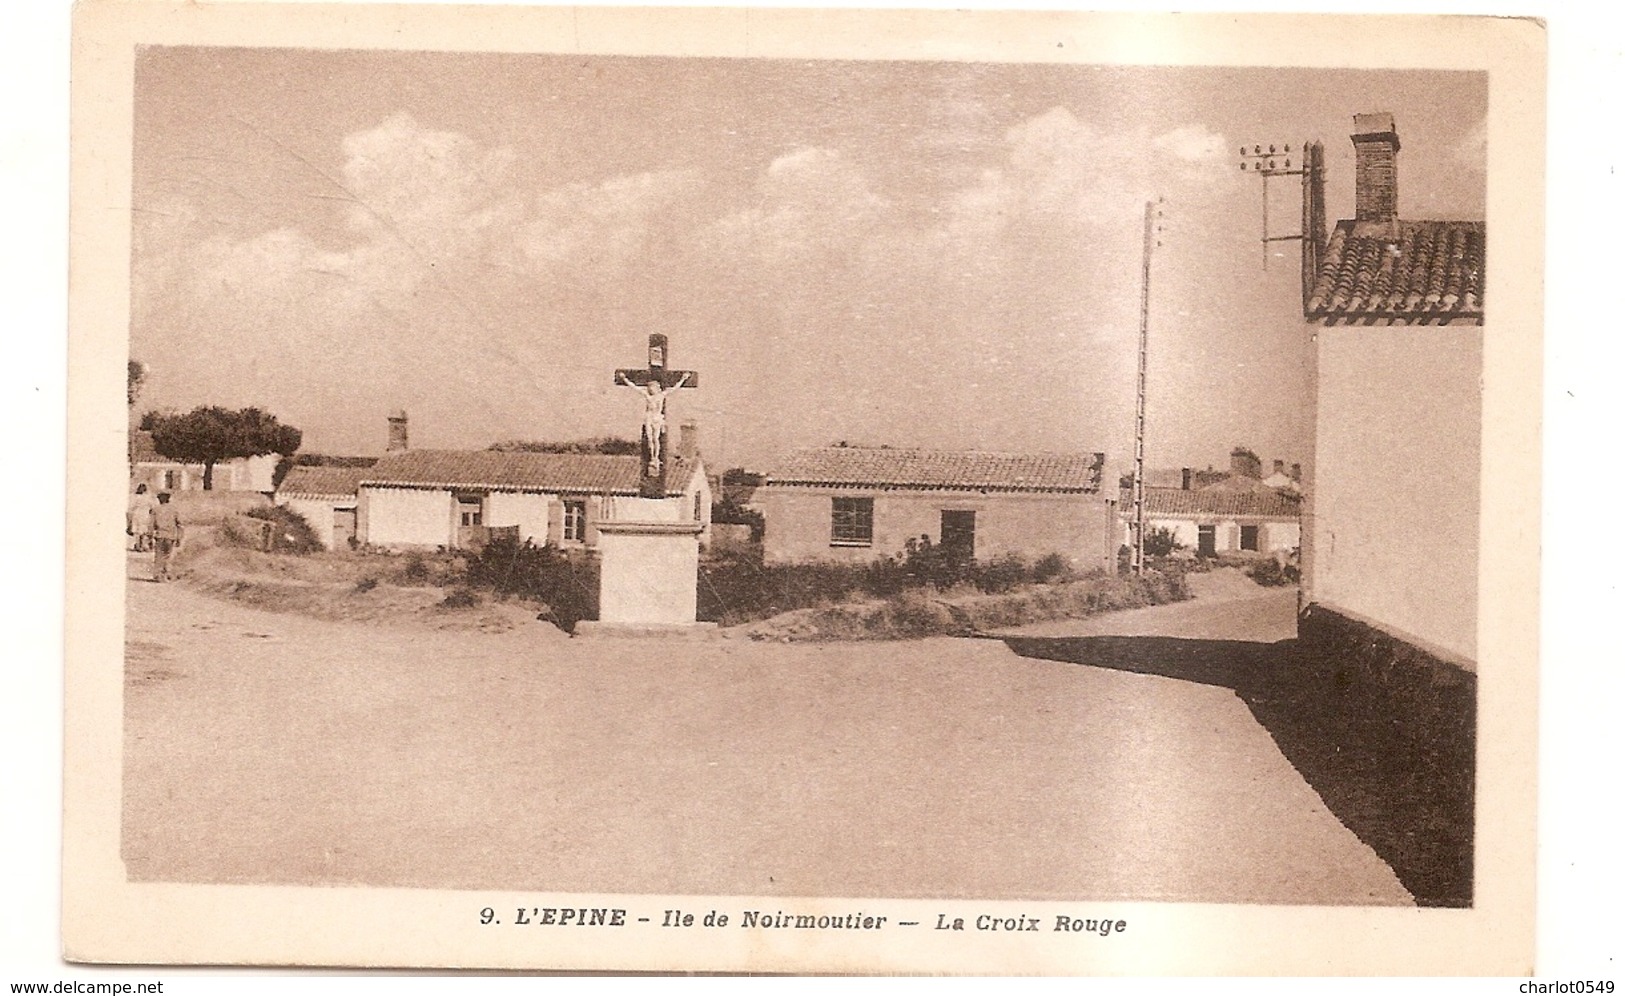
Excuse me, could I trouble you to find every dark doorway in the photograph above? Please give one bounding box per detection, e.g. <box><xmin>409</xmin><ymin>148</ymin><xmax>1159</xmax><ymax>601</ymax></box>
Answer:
<box><xmin>941</xmin><ymin>509</ymin><xmax>976</xmax><ymax>559</ymax></box>
<box><xmin>1240</xmin><ymin>525</ymin><xmax>1260</xmax><ymax>552</ymax></box>
<box><xmin>1197</xmin><ymin>523</ymin><xmax>1217</xmax><ymax>557</ymax></box>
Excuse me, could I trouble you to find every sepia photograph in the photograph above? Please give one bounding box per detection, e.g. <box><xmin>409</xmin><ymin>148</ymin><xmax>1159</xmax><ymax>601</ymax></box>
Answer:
<box><xmin>62</xmin><ymin>4</ymin><xmax>1544</xmax><ymax>974</ymax></box>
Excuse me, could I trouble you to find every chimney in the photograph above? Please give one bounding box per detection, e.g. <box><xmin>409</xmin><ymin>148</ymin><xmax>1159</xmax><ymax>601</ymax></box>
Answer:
<box><xmin>387</xmin><ymin>409</ymin><xmax>408</xmax><ymax>452</ymax></box>
<box><xmin>1300</xmin><ymin>139</ymin><xmax>1327</xmax><ymax>314</ymax></box>
<box><xmin>1291</xmin><ymin>462</ymin><xmax>1301</xmax><ymax>483</ymax></box>
<box><xmin>1230</xmin><ymin>447</ymin><xmax>1262</xmax><ymax>479</ymax></box>
<box><xmin>1351</xmin><ymin>112</ymin><xmax>1401</xmax><ymax>226</ymax></box>
<box><xmin>1181</xmin><ymin>468</ymin><xmax>1192</xmax><ymax>491</ymax></box>
<box><xmin>1273</xmin><ymin>459</ymin><xmax>1285</xmax><ymax>476</ymax></box>
<box><xmin>678</xmin><ymin>419</ymin><xmax>699</xmax><ymax>462</ymax></box>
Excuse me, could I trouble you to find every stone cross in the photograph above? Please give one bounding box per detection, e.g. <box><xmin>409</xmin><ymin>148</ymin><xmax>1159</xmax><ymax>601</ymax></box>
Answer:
<box><xmin>614</xmin><ymin>333</ymin><xmax>699</xmax><ymax>497</ymax></box>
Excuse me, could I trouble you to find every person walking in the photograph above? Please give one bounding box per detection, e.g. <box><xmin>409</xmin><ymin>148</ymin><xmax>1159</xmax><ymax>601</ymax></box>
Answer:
<box><xmin>127</xmin><ymin>483</ymin><xmax>157</xmax><ymax>552</ymax></box>
<box><xmin>150</xmin><ymin>492</ymin><xmax>184</xmax><ymax>582</ymax></box>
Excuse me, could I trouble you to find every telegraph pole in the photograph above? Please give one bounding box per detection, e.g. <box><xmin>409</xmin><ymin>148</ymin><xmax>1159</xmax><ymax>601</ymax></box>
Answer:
<box><xmin>1130</xmin><ymin>198</ymin><xmax>1162</xmax><ymax>578</ymax></box>
<box><xmin>1237</xmin><ymin>141</ymin><xmax>1316</xmax><ymax>271</ymax></box>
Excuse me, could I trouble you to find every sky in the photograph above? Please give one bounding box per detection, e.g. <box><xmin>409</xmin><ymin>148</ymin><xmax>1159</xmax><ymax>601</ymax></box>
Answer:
<box><xmin>129</xmin><ymin>49</ymin><xmax>1486</xmax><ymax>473</ymax></box>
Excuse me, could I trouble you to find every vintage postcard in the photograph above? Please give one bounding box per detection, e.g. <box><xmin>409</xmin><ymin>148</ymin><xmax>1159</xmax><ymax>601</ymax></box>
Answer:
<box><xmin>64</xmin><ymin>3</ymin><xmax>1544</xmax><ymax>973</ymax></box>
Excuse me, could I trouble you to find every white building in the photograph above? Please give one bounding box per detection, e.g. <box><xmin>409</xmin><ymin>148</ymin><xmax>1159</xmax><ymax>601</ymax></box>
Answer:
<box><xmin>1122</xmin><ymin>483</ymin><xmax>1300</xmax><ymax>557</ymax></box>
<box><xmin>129</xmin><ymin>429</ymin><xmax>279</xmax><ymax>494</ymax></box>
<box><xmin>1298</xmin><ymin>112</ymin><xmax>1482</xmax><ymax>672</ymax></box>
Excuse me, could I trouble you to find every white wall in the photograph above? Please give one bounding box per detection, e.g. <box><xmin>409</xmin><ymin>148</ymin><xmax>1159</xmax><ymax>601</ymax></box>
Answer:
<box><xmin>485</xmin><ymin>491</ymin><xmax>551</xmax><ymax>544</ymax></box>
<box><xmin>1129</xmin><ymin>517</ymin><xmax>1299</xmax><ymax>554</ymax></box>
<box><xmin>1310</xmin><ymin>324</ymin><xmax>1481</xmax><ymax>662</ymax></box>
<box><xmin>277</xmin><ymin>496</ymin><xmax>344</xmax><ymax>550</ymax></box>
<box><xmin>362</xmin><ymin>487</ymin><xmax>454</xmax><ymax>548</ymax></box>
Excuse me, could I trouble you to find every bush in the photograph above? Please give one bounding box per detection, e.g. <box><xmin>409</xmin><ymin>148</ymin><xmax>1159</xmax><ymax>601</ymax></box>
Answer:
<box><xmin>462</xmin><ymin>537</ymin><xmax>599</xmax><ymax>631</ymax></box>
<box><xmin>439</xmin><ymin>586</ymin><xmax>483</xmax><ymax>609</ymax></box>
<box><xmin>1144</xmin><ymin>526</ymin><xmax>1183</xmax><ymax>558</ymax></box>
<box><xmin>1032</xmin><ymin>553</ymin><xmax>1070</xmax><ymax>584</ymax></box>
<box><xmin>1244</xmin><ymin>558</ymin><xmax>1301</xmax><ymax>587</ymax></box>
<box><xmin>710</xmin><ymin>495</ymin><xmax>765</xmax><ymax>542</ymax></box>
<box><xmin>242</xmin><ymin>504</ymin><xmax>323</xmax><ymax>554</ymax></box>
<box><xmin>741</xmin><ymin>567</ymin><xmax>1192</xmax><ymax>642</ymax></box>
<box><xmin>353</xmin><ymin>576</ymin><xmax>379</xmax><ymax>594</ymax></box>
<box><xmin>397</xmin><ymin>553</ymin><xmax>432</xmax><ymax>585</ymax></box>
<box><xmin>698</xmin><ymin>545</ymin><xmax>1087</xmax><ymax>626</ymax></box>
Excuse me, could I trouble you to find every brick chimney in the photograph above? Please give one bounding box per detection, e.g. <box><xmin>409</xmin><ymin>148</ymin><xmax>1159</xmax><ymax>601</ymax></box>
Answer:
<box><xmin>387</xmin><ymin>409</ymin><xmax>409</xmax><ymax>452</ymax></box>
<box><xmin>1351</xmin><ymin>112</ymin><xmax>1401</xmax><ymax>226</ymax></box>
<box><xmin>1230</xmin><ymin>447</ymin><xmax>1262</xmax><ymax>480</ymax></box>
<box><xmin>1181</xmin><ymin>467</ymin><xmax>1192</xmax><ymax>491</ymax></box>
<box><xmin>678</xmin><ymin>419</ymin><xmax>699</xmax><ymax>462</ymax></box>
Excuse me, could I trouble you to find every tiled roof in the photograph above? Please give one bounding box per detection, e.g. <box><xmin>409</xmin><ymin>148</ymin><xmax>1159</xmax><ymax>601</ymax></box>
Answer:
<box><xmin>277</xmin><ymin>466</ymin><xmax>367</xmax><ymax>498</ymax></box>
<box><xmin>357</xmin><ymin>449</ymin><xmax>695</xmax><ymax>496</ymax></box>
<box><xmin>129</xmin><ymin>430</ymin><xmax>160</xmax><ymax>463</ymax></box>
<box><xmin>1306</xmin><ymin>219</ymin><xmax>1484</xmax><ymax>323</ymax></box>
<box><xmin>1122</xmin><ymin>486</ymin><xmax>1300</xmax><ymax>519</ymax></box>
<box><xmin>765</xmin><ymin>447</ymin><xmax>1105</xmax><ymax>494</ymax></box>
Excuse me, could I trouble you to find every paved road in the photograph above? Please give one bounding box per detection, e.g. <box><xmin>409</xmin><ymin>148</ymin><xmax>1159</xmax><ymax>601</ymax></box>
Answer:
<box><xmin>123</xmin><ymin>565</ymin><xmax>1410</xmax><ymax>905</ymax></box>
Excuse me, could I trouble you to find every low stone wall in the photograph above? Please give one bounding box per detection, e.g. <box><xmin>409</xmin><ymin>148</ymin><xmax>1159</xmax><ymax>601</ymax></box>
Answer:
<box><xmin>1294</xmin><ymin>600</ymin><xmax>1475</xmax><ymax>906</ymax></box>
<box><xmin>1297</xmin><ymin>602</ymin><xmax>1476</xmax><ymax>738</ymax></box>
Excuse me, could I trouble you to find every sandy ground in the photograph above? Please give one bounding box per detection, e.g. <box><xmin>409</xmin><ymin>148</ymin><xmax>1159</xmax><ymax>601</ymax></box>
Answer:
<box><xmin>123</xmin><ymin>557</ymin><xmax>1409</xmax><ymax>905</ymax></box>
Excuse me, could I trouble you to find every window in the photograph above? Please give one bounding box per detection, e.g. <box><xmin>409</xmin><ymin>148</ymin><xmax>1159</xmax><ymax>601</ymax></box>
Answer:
<box><xmin>830</xmin><ymin>497</ymin><xmax>874</xmax><ymax>546</ymax></box>
<box><xmin>457</xmin><ymin>496</ymin><xmax>483</xmax><ymax>527</ymax></box>
<box><xmin>563</xmin><ymin>499</ymin><xmax>587</xmax><ymax>542</ymax></box>
<box><xmin>941</xmin><ymin>509</ymin><xmax>975</xmax><ymax>559</ymax></box>
<box><xmin>1240</xmin><ymin>525</ymin><xmax>1260</xmax><ymax>552</ymax></box>
<box><xmin>694</xmin><ymin>491</ymin><xmax>704</xmax><ymax>522</ymax></box>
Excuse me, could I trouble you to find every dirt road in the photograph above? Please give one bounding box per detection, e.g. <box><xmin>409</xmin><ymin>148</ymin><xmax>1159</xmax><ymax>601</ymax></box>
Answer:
<box><xmin>123</xmin><ymin>561</ymin><xmax>1410</xmax><ymax>904</ymax></box>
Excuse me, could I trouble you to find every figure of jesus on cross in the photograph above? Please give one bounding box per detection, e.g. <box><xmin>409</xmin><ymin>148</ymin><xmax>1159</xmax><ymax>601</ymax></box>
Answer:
<box><xmin>614</xmin><ymin>333</ymin><xmax>698</xmax><ymax>494</ymax></box>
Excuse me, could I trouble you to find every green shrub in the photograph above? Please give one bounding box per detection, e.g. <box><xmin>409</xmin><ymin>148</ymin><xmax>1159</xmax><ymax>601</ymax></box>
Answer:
<box><xmin>242</xmin><ymin>504</ymin><xmax>323</xmax><ymax>554</ymax></box>
<box><xmin>397</xmin><ymin>553</ymin><xmax>432</xmax><ymax>585</ymax></box>
<box><xmin>699</xmin><ymin>546</ymin><xmax>1090</xmax><ymax>626</ymax></box>
<box><xmin>1144</xmin><ymin>525</ymin><xmax>1183</xmax><ymax>557</ymax></box>
<box><xmin>1032</xmin><ymin>553</ymin><xmax>1070</xmax><ymax>583</ymax></box>
<box><xmin>439</xmin><ymin>586</ymin><xmax>482</xmax><ymax>609</ymax></box>
<box><xmin>463</xmin><ymin>537</ymin><xmax>598</xmax><ymax>631</ymax></box>
<box><xmin>1244</xmin><ymin>558</ymin><xmax>1300</xmax><ymax>587</ymax></box>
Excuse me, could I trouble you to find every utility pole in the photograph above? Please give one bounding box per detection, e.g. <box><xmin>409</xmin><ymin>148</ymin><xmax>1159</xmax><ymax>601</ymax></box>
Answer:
<box><xmin>1237</xmin><ymin>141</ymin><xmax>1319</xmax><ymax>274</ymax></box>
<box><xmin>1130</xmin><ymin>198</ymin><xmax>1163</xmax><ymax>578</ymax></box>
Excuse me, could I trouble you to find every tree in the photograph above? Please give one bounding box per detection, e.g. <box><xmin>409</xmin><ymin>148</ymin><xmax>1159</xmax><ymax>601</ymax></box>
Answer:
<box><xmin>127</xmin><ymin>361</ymin><xmax>147</xmax><ymax>408</ymax></box>
<box><xmin>148</xmin><ymin>406</ymin><xmax>302</xmax><ymax>490</ymax></box>
<box><xmin>487</xmin><ymin>437</ymin><xmax>639</xmax><ymax>455</ymax></box>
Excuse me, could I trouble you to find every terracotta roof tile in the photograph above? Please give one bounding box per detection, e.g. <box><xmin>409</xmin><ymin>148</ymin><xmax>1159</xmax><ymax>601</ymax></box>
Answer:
<box><xmin>1307</xmin><ymin>219</ymin><xmax>1484</xmax><ymax>324</ymax></box>
<box><xmin>764</xmin><ymin>447</ymin><xmax>1105</xmax><ymax>494</ymax></box>
<box><xmin>277</xmin><ymin>466</ymin><xmax>368</xmax><ymax>498</ymax></box>
<box><xmin>357</xmin><ymin>449</ymin><xmax>694</xmax><ymax>496</ymax></box>
<box><xmin>1121</xmin><ymin>486</ymin><xmax>1300</xmax><ymax>518</ymax></box>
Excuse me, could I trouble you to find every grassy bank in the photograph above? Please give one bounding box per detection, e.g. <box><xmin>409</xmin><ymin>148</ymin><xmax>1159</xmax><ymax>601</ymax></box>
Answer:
<box><xmin>735</xmin><ymin>570</ymin><xmax>1190</xmax><ymax>642</ymax></box>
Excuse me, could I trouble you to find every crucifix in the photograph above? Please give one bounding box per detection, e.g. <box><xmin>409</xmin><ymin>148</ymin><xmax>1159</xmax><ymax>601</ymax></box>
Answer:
<box><xmin>614</xmin><ymin>333</ymin><xmax>699</xmax><ymax>497</ymax></box>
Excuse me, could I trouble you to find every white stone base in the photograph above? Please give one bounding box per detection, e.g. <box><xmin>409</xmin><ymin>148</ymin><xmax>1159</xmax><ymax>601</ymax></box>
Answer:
<box><xmin>593</xmin><ymin>519</ymin><xmax>705</xmax><ymax>626</ymax></box>
<box><xmin>573</xmin><ymin>621</ymin><xmax>719</xmax><ymax>640</ymax></box>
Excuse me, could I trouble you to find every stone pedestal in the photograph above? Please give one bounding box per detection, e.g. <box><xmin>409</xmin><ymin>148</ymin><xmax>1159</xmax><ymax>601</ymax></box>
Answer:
<box><xmin>575</xmin><ymin>519</ymin><xmax>716</xmax><ymax>638</ymax></box>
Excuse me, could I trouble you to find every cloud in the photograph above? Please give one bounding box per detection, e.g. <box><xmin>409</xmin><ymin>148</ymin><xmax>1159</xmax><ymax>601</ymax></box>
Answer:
<box><xmin>947</xmin><ymin>108</ymin><xmax>1230</xmax><ymax>235</ymax></box>
<box><xmin>338</xmin><ymin>112</ymin><xmax>521</xmax><ymax>250</ymax></box>
<box><xmin>132</xmin><ymin>104</ymin><xmax>1235</xmax><ymax>459</ymax></box>
<box><xmin>1450</xmin><ymin>115</ymin><xmax>1488</xmax><ymax>172</ymax></box>
<box><xmin>513</xmin><ymin>168</ymin><xmax>705</xmax><ymax>268</ymax></box>
<box><xmin>712</xmin><ymin>146</ymin><xmax>891</xmax><ymax>260</ymax></box>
